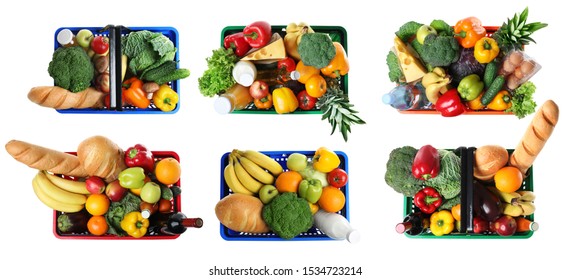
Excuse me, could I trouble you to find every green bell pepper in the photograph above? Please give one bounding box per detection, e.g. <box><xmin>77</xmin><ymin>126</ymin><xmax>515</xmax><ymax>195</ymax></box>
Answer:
<box><xmin>298</xmin><ymin>179</ymin><xmax>323</xmax><ymax>204</ymax></box>
<box><xmin>118</xmin><ymin>167</ymin><xmax>146</xmax><ymax>189</ymax></box>
<box><xmin>457</xmin><ymin>74</ymin><xmax>484</xmax><ymax>101</ymax></box>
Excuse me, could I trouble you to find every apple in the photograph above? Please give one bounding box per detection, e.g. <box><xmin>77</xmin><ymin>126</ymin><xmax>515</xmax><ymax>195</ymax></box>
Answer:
<box><xmin>105</xmin><ymin>180</ymin><xmax>128</xmax><ymax>202</ymax></box>
<box><xmin>492</xmin><ymin>215</ymin><xmax>517</xmax><ymax>236</ymax></box>
<box><xmin>85</xmin><ymin>176</ymin><xmax>105</xmax><ymax>194</ymax></box>
<box><xmin>472</xmin><ymin>216</ymin><xmax>489</xmax><ymax>234</ymax></box>
<box><xmin>416</xmin><ymin>24</ymin><xmax>437</xmax><ymax>44</ymax></box>
<box><xmin>259</xmin><ymin>185</ymin><xmax>279</xmax><ymax>204</ymax></box>
<box><xmin>286</xmin><ymin>153</ymin><xmax>307</xmax><ymax>172</ymax></box>
<box><xmin>95</xmin><ymin>72</ymin><xmax>110</xmax><ymax>93</ymax></box>
<box><xmin>76</xmin><ymin>29</ymin><xmax>94</xmax><ymax>49</ymax></box>
<box><xmin>140</xmin><ymin>182</ymin><xmax>161</xmax><ymax>204</ymax></box>
<box><xmin>249</xmin><ymin>80</ymin><xmax>269</xmax><ymax>99</ymax></box>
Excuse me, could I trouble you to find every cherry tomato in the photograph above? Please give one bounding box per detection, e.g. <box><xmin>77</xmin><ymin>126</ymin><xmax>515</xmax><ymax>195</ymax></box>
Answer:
<box><xmin>327</xmin><ymin>168</ymin><xmax>348</xmax><ymax>188</ymax></box>
<box><xmin>91</xmin><ymin>36</ymin><xmax>110</xmax><ymax>55</ymax></box>
<box><xmin>297</xmin><ymin>90</ymin><xmax>317</xmax><ymax>110</ymax></box>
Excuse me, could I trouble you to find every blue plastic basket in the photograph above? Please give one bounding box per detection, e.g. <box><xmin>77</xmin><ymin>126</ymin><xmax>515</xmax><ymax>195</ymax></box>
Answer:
<box><xmin>219</xmin><ymin>150</ymin><xmax>349</xmax><ymax>241</ymax></box>
<box><xmin>53</xmin><ymin>26</ymin><xmax>181</xmax><ymax>114</ymax></box>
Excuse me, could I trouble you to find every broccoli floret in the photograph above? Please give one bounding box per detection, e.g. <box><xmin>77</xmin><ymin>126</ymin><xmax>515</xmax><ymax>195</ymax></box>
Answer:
<box><xmin>385</xmin><ymin>146</ymin><xmax>424</xmax><ymax>197</ymax></box>
<box><xmin>395</xmin><ymin>21</ymin><xmax>423</xmax><ymax>42</ymax></box>
<box><xmin>47</xmin><ymin>46</ymin><xmax>94</xmax><ymax>93</ymax></box>
<box><xmin>425</xmin><ymin>149</ymin><xmax>461</xmax><ymax>199</ymax></box>
<box><xmin>430</xmin><ymin>19</ymin><xmax>453</xmax><ymax>36</ymax></box>
<box><xmin>262</xmin><ymin>192</ymin><xmax>313</xmax><ymax>239</ymax></box>
<box><xmin>298</xmin><ymin>33</ymin><xmax>336</xmax><ymax>69</ymax></box>
<box><xmin>386</xmin><ymin>50</ymin><xmax>402</xmax><ymax>83</ymax></box>
<box><xmin>421</xmin><ymin>34</ymin><xmax>460</xmax><ymax>67</ymax></box>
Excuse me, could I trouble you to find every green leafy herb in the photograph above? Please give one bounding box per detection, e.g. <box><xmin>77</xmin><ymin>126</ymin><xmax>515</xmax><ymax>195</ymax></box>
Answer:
<box><xmin>505</xmin><ymin>81</ymin><xmax>537</xmax><ymax>119</ymax></box>
<box><xmin>198</xmin><ymin>48</ymin><xmax>238</xmax><ymax>97</ymax></box>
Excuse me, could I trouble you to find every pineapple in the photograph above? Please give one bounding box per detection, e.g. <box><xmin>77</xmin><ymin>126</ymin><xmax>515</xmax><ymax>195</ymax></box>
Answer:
<box><xmin>493</xmin><ymin>7</ymin><xmax>548</xmax><ymax>52</ymax></box>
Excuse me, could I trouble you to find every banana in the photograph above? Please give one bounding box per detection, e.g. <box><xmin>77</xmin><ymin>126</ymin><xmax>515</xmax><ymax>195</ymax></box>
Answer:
<box><xmin>34</xmin><ymin>171</ymin><xmax>87</xmax><ymax>205</ymax></box>
<box><xmin>233</xmin><ymin>155</ymin><xmax>264</xmax><ymax>194</ymax></box>
<box><xmin>236</xmin><ymin>149</ymin><xmax>283</xmax><ymax>177</ymax></box>
<box><xmin>284</xmin><ymin>22</ymin><xmax>314</xmax><ymax>61</ymax></box>
<box><xmin>224</xmin><ymin>156</ymin><xmax>254</xmax><ymax>196</ymax></box>
<box><xmin>235</xmin><ymin>154</ymin><xmax>275</xmax><ymax>185</ymax></box>
<box><xmin>502</xmin><ymin>203</ymin><xmax>524</xmax><ymax>217</ymax></box>
<box><xmin>516</xmin><ymin>190</ymin><xmax>536</xmax><ymax>202</ymax></box>
<box><xmin>519</xmin><ymin>201</ymin><xmax>536</xmax><ymax>216</ymax></box>
<box><xmin>32</xmin><ymin>175</ymin><xmax>84</xmax><ymax>213</ymax></box>
<box><xmin>43</xmin><ymin>171</ymin><xmax>90</xmax><ymax>195</ymax></box>
<box><xmin>488</xmin><ymin>187</ymin><xmax>522</xmax><ymax>204</ymax></box>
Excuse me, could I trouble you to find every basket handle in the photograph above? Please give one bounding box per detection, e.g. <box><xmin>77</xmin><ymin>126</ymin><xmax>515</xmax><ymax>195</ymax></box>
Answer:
<box><xmin>458</xmin><ymin>146</ymin><xmax>475</xmax><ymax>233</ymax></box>
<box><xmin>105</xmin><ymin>24</ymin><xmax>123</xmax><ymax>111</ymax></box>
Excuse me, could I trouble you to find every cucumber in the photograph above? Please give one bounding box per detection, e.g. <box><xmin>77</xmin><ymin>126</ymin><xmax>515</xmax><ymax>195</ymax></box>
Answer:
<box><xmin>481</xmin><ymin>75</ymin><xmax>506</xmax><ymax>105</ymax></box>
<box><xmin>483</xmin><ymin>61</ymin><xmax>498</xmax><ymax>89</ymax></box>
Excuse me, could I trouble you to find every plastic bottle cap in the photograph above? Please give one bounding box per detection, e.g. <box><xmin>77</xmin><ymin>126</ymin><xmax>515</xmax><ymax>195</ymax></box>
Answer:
<box><xmin>530</xmin><ymin>222</ymin><xmax>539</xmax><ymax>231</ymax></box>
<box><xmin>346</xmin><ymin>229</ymin><xmax>361</xmax><ymax>243</ymax></box>
<box><xmin>57</xmin><ymin>29</ymin><xmax>74</xmax><ymax>45</ymax></box>
<box><xmin>213</xmin><ymin>97</ymin><xmax>232</xmax><ymax>114</ymax></box>
<box><xmin>382</xmin><ymin>93</ymin><xmax>394</xmax><ymax>105</ymax></box>
<box><xmin>290</xmin><ymin>70</ymin><xmax>301</xmax><ymax>80</ymax></box>
<box><xmin>141</xmin><ymin>209</ymin><xmax>151</xmax><ymax>219</ymax></box>
<box><xmin>239</xmin><ymin>74</ymin><xmax>254</xmax><ymax>87</ymax></box>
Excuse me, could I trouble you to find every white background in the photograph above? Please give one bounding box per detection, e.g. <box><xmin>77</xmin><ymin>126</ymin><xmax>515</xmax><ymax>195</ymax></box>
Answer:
<box><xmin>1</xmin><ymin>0</ymin><xmax>567</xmax><ymax>279</ymax></box>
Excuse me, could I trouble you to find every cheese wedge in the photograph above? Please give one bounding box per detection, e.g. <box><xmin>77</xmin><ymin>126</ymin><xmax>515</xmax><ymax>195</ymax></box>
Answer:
<box><xmin>393</xmin><ymin>37</ymin><xmax>427</xmax><ymax>83</ymax></box>
<box><xmin>241</xmin><ymin>33</ymin><xmax>286</xmax><ymax>62</ymax></box>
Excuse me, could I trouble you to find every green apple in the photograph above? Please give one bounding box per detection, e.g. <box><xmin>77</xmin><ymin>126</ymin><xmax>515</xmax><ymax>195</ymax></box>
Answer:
<box><xmin>140</xmin><ymin>182</ymin><xmax>161</xmax><ymax>204</ymax></box>
<box><xmin>76</xmin><ymin>29</ymin><xmax>94</xmax><ymax>49</ymax></box>
<box><xmin>416</xmin><ymin>25</ymin><xmax>437</xmax><ymax>44</ymax></box>
<box><xmin>259</xmin><ymin>185</ymin><xmax>279</xmax><ymax>204</ymax></box>
<box><xmin>286</xmin><ymin>153</ymin><xmax>307</xmax><ymax>172</ymax></box>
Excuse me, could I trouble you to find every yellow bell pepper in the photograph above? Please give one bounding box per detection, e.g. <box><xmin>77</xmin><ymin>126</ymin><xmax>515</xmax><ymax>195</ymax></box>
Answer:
<box><xmin>153</xmin><ymin>84</ymin><xmax>179</xmax><ymax>112</ymax></box>
<box><xmin>120</xmin><ymin>211</ymin><xmax>149</xmax><ymax>238</ymax></box>
<box><xmin>272</xmin><ymin>87</ymin><xmax>298</xmax><ymax>114</ymax></box>
<box><xmin>467</xmin><ymin>92</ymin><xmax>486</xmax><ymax>111</ymax></box>
<box><xmin>429</xmin><ymin>210</ymin><xmax>455</xmax><ymax>236</ymax></box>
<box><xmin>312</xmin><ymin>147</ymin><xmax>340</xmax><ymax>173</ymax></box>
<box><xmin>320</xmin><ymin>42</ymin><xmax>349</xmax><ymax>78</ymax></box>
<box><xmin>487</xmin><ymin>90</ymin><xmax>512</xmax><ymax>111</ymax></box>
<box><xmin>474</xmin><ymin>37</ymin><xmax>500</xmax><ymax>64</ymax></box>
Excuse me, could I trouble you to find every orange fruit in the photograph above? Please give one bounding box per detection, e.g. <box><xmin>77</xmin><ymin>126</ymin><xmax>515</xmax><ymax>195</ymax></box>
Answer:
<box><xmin>451</xmin><ymin>204</ymin><xmax>461</xmax><ymax>221</ymax></box>
<box><xmin>85</xmin><ymin>193</ymin><xmax>110</xmax><ymax>216</ymax></box>
<box><xmin>494</xmin><ymin>166</ymin><xmax>523</xmax><ymax>193</ymax></box>
<box><xmin>275</xmin><ymin>171</ymin><xmax>303</xmax><ymax>193</ymax></box>
<box><xmin>318</xmin><ymin>186</ymin><xmax>345</xmax><ymax>213</ymax></box>
<box><xmin>305</xmin><ymin>75</ymin><xmax>327</xmax><ymax>98</ymax></box>
<box><xmin>87</xmin><ymin>215</ymin><xmax>109</xmax><ymax>236</ymax></box>
<box><xmin>155</xmin><ymin>157</ymin><xmax>181</xmax><ymax>185</ymax></box>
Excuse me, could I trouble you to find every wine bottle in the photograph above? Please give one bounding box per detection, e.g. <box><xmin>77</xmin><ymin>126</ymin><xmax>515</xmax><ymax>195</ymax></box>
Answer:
<box><xmin>395</xmin><ymin>212</ymin><xmax>430</xmax><ymax>236</ymax></box>
<box><xmin>149</xmin><ymin>212</ymin><xmax>203</xmax><ymax>235</ymax></box>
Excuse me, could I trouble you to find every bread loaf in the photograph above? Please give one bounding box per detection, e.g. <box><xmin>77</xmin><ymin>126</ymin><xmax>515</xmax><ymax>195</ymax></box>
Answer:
<box><xmin>77</xmin><ymin>135</ymin><xmax>126</xmax><ymax>182</ymax></box>
<box><xmin>473</xmin><ymin>145</ymin><xmax>509</xmax><ymax>181</ymax></box>
<box><xmin>28</xmin><ymin>86</ymin><xmax>105</xmax><ymax>109</ymax></box>
<box><xmin>510</xmin><ymin>100</ymin><xmax>559</xmax><ymax>175</ymax></box>
<box><xmin>215</xmin><ymin>193</ymin><xmax>270</xmax><ymax>233</ymax></box>
<box><xmin>5</xmin><ymin>140</ymin><xmax>88</xmax><ymax>177</ymax></box>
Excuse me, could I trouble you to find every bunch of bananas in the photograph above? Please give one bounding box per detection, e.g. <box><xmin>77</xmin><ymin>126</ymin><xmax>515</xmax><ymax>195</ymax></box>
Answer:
<box><xmin>489</xmin><ymin>187</ymin><xmax>536</xmax><ymax>217</ymax></box>
<box><xmin>223</xmin><ymin>150</ymin><xmax>283</xmax><ymax>195</ymax></box>
<box><xmin>31</xmin><ymin>170</ymin><xmax>89</xmax><ymax>213</ymax></box>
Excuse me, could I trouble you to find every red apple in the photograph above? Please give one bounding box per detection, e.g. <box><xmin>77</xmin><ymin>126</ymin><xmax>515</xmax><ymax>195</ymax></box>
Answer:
<box><xmin>493</xmin><ymin>215</ymin><xmax>517</xmax><ymax>236</ymax></box>
<box><xmin>249</xmin><ymin>80</ymin><xmax>269</xmax><ymax>99</ymax></box>
<box><xmin>85</xmin><ymin>176</ymin><xmax>106</xmax><ymax>194</ymax></box>
<box><xmin>472</xmin><ymin>216</ymin><xmax>489</xmax><ymax>234</ymax></box>
<box><xmin>105</xmin><ymin>180</ymin><xmax>128</xmax><ymax>202</ymax></box>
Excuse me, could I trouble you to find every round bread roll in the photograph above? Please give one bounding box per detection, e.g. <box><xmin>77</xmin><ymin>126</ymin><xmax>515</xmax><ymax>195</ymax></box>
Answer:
<box><xmin>215</xmin><ymin>193</ymin><xmax>270</xmax><ymax>234</ymax></box>
<box><xmin>473</xmin><ymin>145</ymin><xmax>509</xmax><ymax>181</ymax></box>
<box><xmin>77</xmin><ymin>135</ymin><xmax>127</xmax><ymax>182</ymax></box>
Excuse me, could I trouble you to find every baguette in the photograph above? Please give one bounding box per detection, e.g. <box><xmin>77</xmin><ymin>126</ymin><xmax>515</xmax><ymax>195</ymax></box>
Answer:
<box><xmin>28</xmin><ymin>86</ymin><xmax>105</xmax><ymax>109</ymax></box>
<box><xmin>77</xmin><ymin>135</ymin><xmax>126</xmax><ymax>182</ymax></box>
<box><xmin>5</xmin><ymin>140</ymin><xmax>88</xmax><ymax>177</ymax></box>
<box><xmin>215</xmin><ymin>193</ymin><xmax>270</xmax><ymax>233</ymax></box>
<box><xmin>509</xmin><ymin>100</ymin><xmax>559</xmax><ymax>175</ymax></box>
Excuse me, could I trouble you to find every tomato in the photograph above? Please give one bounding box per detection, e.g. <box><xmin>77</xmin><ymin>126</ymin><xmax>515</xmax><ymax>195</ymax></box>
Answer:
<box><xmin>451</xmin><ymin>204</ymin><xmax>461</xmax><ymax>221</ymax></box>
<box><xmin>305</xmin><ymin>75</ymin><xmax>327</xmax><ymax>98</ymax></box>
<box><xmin>155</xmin><ymin>157</ymin><xmax>181</xmax><ymax>185</ymax></box>
<box><xmin>91</xmin><ymin>36</ymin><xmax>110</xmax><ymax>55</ymax></box>
<box><xmin>297</xmin><ymin>90</ymin><xmax>317</xmax><ymax>110</ymax></box>
<box><xmin>277</xmin><ymin>57</ymin><xmax>296</xmax><ymax>72</ymax></box>
<box><xmin>327</xmin><ymin>168</ymin><xmax>348</xmax><ymax>188</ymax></box>
<box><xmin>87</xmin><ymin>215</ymin><xmax>109</xmax><ymax>236</ymax></box>
<box><xmin>158</xmin><ymin>198</ymin><xmax>173</xmax><ymax>213</ymax></box>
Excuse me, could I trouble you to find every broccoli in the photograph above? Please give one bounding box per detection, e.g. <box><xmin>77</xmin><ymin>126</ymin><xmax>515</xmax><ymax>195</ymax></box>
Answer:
<box><xmin>47</xmin><ymin>46</ymin><xmax>94</xmax><ymax>93</ymax></box>
<box><xmin>385</xmin><ymin>146</ymin><xmax>424</xmax><ymax>197</ymax></box>
<box><xmin>262</xmin><ymin>192</ymin><xmax>313</xmax><ymax>239</ymax></box>
<box><xmin>425</xmin><ymin>149</ymin><xmax>461</xmax><ymax>199</ymax></box>
<box><xmin>386</xmin><ymin>50</ymin><xmax>402</xmax><ymax>83</ymax></box>
<box><xmin>421</xmin><ymin>34</ymin><xmax>460</xmax><ymax>67</ymax></box>
<box><xmin>430</xmin><ymin>19</ymin><xmax>453</xmax><ymax>36</ymax></box>
<box><xmin>297</xmin><ymin>32</ymin><xmax>336</xmax><ymax>69</ymax></box>
<box><xmin>395</xmin><ymin>21</ymin><xmax>423</xmax><ymax>42</ymax></box>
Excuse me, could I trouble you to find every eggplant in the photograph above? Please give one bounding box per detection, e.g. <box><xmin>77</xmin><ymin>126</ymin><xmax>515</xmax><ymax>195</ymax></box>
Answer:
<box><xmin>57</xmin><ymin>209</ymin><xmax>92</xmax><ymax>234</ymax></box>
<box><xmin>473</xmin><ymin>181</ymin><xmax>502</xmax><ymax>222</ymax></box>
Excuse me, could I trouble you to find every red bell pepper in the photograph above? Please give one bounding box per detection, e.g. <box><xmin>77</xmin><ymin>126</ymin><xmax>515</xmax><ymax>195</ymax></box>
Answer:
<box><xmin>277</xmin><ymin>57</ymin><xmax>296</xmax><ymax>73</ymax></box>
<box><xmin>412</xmin><ymin>145</ymin><xmax>440</xmax><ymax>180</ymax></box>
<box><xmin>243</xmin><ymin>21</ymin><xmax>272</xmax><ymax>48</ymax></box>
<box><xmin>223</xmin><ymin>32</ymin><xmax>252</xmax><ymax>57</ymax></box>
<box><xmin>413</xmin><ymin>187</ymin><xmax>443</xmax><ymax>214</ymax></box>
<box><xmin>125</xmin><ymin>144</ymin><xmax>155</xmax><ymax>173</ymax></box>
<box><xmin>434</xmin><ymin>88</ymin><xmax>466</xmax><ymax>117</ymax></box>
